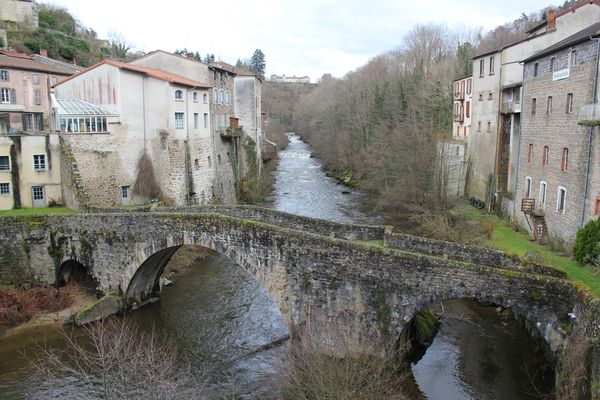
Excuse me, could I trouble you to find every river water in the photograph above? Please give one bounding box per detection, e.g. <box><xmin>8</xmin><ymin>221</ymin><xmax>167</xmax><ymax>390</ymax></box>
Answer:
<box><xmin>0</xmin><ymin>133</ymin><xmax>554</xmax><ymax>399</ymax></box>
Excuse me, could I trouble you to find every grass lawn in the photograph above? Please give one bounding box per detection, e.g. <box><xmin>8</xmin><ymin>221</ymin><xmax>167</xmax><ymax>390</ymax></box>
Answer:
<box><xmin>0</xmin><ymin>207</ymin><xmax>78</xmax><ymax>216</ymax></box>
<box><xmin>463</xmin><ymin>205</ymin><xmax>600</xmax><ymax>297</ymax></box>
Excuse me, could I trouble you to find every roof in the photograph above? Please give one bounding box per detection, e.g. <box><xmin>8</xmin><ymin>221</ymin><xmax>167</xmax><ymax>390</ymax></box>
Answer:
<box><xmin>31</xmin><ymin>54</ymin><xmax>83</xmax><ymax>74</ymax></box>
<box><xmin>53</xmin><ymin>97</ymin><xmax>119</xmax><ymax>117</ymax></box>
<box><xmin>55</xmin><ymin>59</ymin><xmax>212</xmax><ymax>89</ymax></box>
<box><xmin>131</xmin><ymin>49</ymin><xmax>206</xmax><ymax>66</ymax></box>
<box><xmin>234</xmin><ymin>66</ymin><xmax>263</xmax><ymax>82</ymax></box>
<box><xmin>209</xmin><ymin>61</ymin><xmax>236</xmax><ymax>74</ymax></box>
<box><xmin>522</xmin><ymin>21</ymin><xmax>600</xmax><ymax>62</ymax></box>
<box><xmin>0</xmin><ymin>50</ymin><xmax>74</xmax><ymax>75</ymax></box>
<box><xmin>474</xmin><ymin>1</ymin><xmax>600</xmax><ymax>59</ymax></box>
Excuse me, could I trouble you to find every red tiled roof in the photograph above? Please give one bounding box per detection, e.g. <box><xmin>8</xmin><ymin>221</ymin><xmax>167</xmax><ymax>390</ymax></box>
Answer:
<box><xmin>0</xmin><ymin>50</ymin><xmax>74</xmax><ymax>75</ymax></box>
<box><xmin>55</xmin><ymin>59</ymin><xmax>212</xmax><ymax>89</ymax></box>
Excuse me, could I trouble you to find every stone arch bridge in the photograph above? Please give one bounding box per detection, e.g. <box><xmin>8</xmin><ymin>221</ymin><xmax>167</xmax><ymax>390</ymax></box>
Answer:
<box><xmin>1</xmin><ymin>206</ymin><xmax>599</xmax><ymax>363</ymax></box>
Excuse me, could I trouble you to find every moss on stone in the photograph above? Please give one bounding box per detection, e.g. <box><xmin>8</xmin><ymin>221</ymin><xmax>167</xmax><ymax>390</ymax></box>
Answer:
<box><xmin>74</xmin><ymin>294</ymin><xmax>122</xmax><ymax>326</ymax></box>
<box><xmin>375</xmin><ymin>286</ymin><xmax>391</xmax><ymax>334</ymax></box>
<box><xmin>414</xmin><ymin>307</ymin><xmax>440</xmax><ymax>346</ymax></box>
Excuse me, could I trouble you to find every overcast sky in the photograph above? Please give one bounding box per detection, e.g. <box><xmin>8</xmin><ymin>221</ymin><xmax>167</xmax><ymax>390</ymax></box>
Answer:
<box><xmin>40</xmin><ymin>0</ymin><xmax>555</xmax><ymax>82</ymax></box>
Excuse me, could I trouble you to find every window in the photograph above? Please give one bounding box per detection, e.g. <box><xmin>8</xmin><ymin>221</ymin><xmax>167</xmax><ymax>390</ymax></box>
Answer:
<box><xmin>193</xmin><ymin>113</ymin><xmax>199</xmax><ymax>129</ymax></box>
<box><xmin>121</xmin><ymin>186</ymin><xmax>129</xmax><ymax>199</ymax></box>
<box><xmin>525</xmin><ymin>177</ymin><xmax>532</xmax><ymax>198</ymax></box>
<box><xmin>465</xmin><ymin>101</ymin><xmax>470</xmax><ymax>118</ymax></box>
<box><xmin>534</xmin><ymin>63</ymin><xmax>539</xmax><ymax>77</ymax></box>
<box><xmin>33</xmin><ymin>89</ymin><xmax>41</xmax><ymax>105</ymax></box>
<box><xmin>1</xmin><ymin>88</ymin><xmax>11</xmax><ymax>103</ymax></box>
<box><xmin>194</xmin><ymin>158</ymin><xmax>199</xmax><ymax>169</ymax></box>
<box><xmin>570</xmin><ymin>50</ymin><xmax>578</xmax><ymax>66</ymax></box>
<box><xmin>595</xmin><ymin>196</ymin><xmax>600</xmax><ymax>215</ymax></box>
<box><xmin>203</xmin><ymin>113</ymin><xmax>208</xmax><ymax>129</ymax></box>
<box><xmin>566</xmin><ymin>93</ymin><xmax>573</xmax><ymax>113</ymax></box>
<box><xmin>479</xmin><ymin>59</ymin><xmax>484</xmax><ymax>77</ymax></box>
<box><xmin>486</xmin><ymin>121</ymin><xmax>491</xmax><ymax>132</ymax></box>
<box><xmin>488</xmin><ymin>92</ymin><xmax>493</xmax><ymax>100</ymax></box>
<box><xmin>561</xmin><ymin>148</ymin><xmax>569</xmax><ymax>171</ymax></box>
<box><xmin>175</xmin><ymin>90</ymin><xmax>183</xmax><ymax>100</ymax></box>
<box><xmin>557</xmin><ymin>187</ymin><xmax>566</xmax><ymax>214</ymax></box>
<box><xmin>23</xmin><ymin>114</ymin><xmax>43</xmax><ymax>131</ymax></box>
<box><xmin>174</xmin><ymin>112</ymin><xmax>184</xmax><ymax>129</ymax></box>
<box><xmin>0</xmin><ymin>183</ymin><xmax>9</xmax><ymax>195</ymax></box>
<box><xmin>213</xmin><ymin>89</ymin><xmax>217</xmax><ymax>103</ymax></box>
<box><xmin>0</xmin><ymin>156</ymin><xmax>9</xmax><ymax>171</ymax></box>
<box><xmin>528</xmin><ymin>143</ymin><xmax>533</xmax><ymax>162</ymax></box>
<box><xmin>542</xmin><ymin>146</ymin><xmax>549</xmax><ymax>166</ymax></box>
<box><xmin>203</xmin><ymin>93</ymin><xmax>207</xmax><ymax>103</ymax></box>
<box><xmin>546</xmin><ymin>96</ymin><xmax>552</xmax><ymax>114</ymax></box>
<box><xmin>466</xmin><ymin>78</ymin><xmax>472</xmax><ymax>95</ymax></box>
<box><xmin>32</xmin><ymin>74</ymin><xmax>39</xmax><ymax>84</ymax></box>
<box><xmin>514</xmin><ymin>87</ymin><xmax>521</xmax><ymax>104</ymax></box>
<box><xmin>33</xmin><ymin>154</ymin><xmax>46</xmax><ymax>171</ymax></box>
<box><xmin>489</xmin><ymin>56</ymin><xmax>495</xmax><ymax>75</ymax></box>
<box><xmin>207</xmin><ymin>156</ymin><xmax>211</xmax><ymax>167</ymax></box>
<box><xmin>60</xmin><ymin>117</ymin><xmax>107</xmax><ymax>133</ymax></box>
<box><xmin>532</xmin><ymin>98</ymin><xmax>537</xmax><ymax>115</ymax></box>
<box><xmin>32</xmin><ymin>186</ymin><xmax>44</xmax><ymax>201</ymax></box>
<box><xmin>478</xmin><ymin>93</ymin><xmax>483</xmax><ymax>101</ymax></box>
<box><xmin>0</xmin><ymin>70</ymin><xmax>8</xmax><ymax>81</ymax></box>
<box><xmin>539</xmin><ymin>181</ymin><xmax>547</xmax><ymax>208</ymax></box>
<box><xmin>193</xmin><ymin>92</ymin><xmax>198</xmax><ymax>102</ymax></box>
<box><xmin>477</xmin><ymin>121</ymin><xmax>481</xmax><ymax>131</ymax></box>
<box><xmin>550</xmin><ymin>57</ymin><xmax>555</xmax><ymax>72</ymax></box>
<box><xmin>217</xmin><ymin>154</ymin><xmax>221</xmax><ymax>164</ymax></box>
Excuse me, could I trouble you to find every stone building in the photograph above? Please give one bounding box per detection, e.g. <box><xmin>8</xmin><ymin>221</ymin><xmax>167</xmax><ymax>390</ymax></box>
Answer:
<box><xmin>515</xmin><ymin>22</ymin><xmax>600</xmax><ymax>244</ymax></box>
<box><xmin>0</xmin><ymin>50</ymin><xmax>73</xmax><ymax>134</ymax></box>
<box><xmin>0</xmin><ymin>0</ymin><xmax>38</xmax><ymax>28</ymax></box>
<box><xmin>53</xmin><ymin>59</ymin><xmax>213</xmax><ymax>207</ymax></box>
<box><xmin>234</xmin><ymin>68</ymin><xmax>263</xmax><ymax>172</ymax></box>
<box><xmin>270</xmin><ymin>74</ymin><xmax>310</xmax><ymax>84</ymax></box>
<box><xmin>467</xmin><ymin>1</ymin><xmax>600</xmax><ymax>216</ymax></box>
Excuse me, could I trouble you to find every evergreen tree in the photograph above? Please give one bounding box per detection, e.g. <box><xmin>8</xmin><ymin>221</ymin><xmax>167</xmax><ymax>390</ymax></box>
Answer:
<box><xmin>249</xmin><ymin>49</ymin><xmax>266</xmax><ymax>77</ymax></box>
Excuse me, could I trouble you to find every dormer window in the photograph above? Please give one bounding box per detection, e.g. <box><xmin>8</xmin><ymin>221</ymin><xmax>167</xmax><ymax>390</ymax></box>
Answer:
<box><xmin>175</xmin><ymin>90</ymin><xmax>184</xmax><ymax>100</ymax></box>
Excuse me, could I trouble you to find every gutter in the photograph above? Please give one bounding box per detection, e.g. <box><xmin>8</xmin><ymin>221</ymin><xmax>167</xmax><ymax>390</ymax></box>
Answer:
<box><xmin>580</xmin><ymin>36</ymin><xmax>600</xmax><ymax>228</ymax></box>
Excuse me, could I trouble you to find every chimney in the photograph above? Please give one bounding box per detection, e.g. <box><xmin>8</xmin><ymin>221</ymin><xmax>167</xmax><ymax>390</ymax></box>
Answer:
<box><xmin>72</xmin><ymin>58</ymin><xmax>77</xmax><ymax>66</ymax></box>
<box><xmin>547</xmin><ymin>9</ymin><xmax>556</xmax><ymax>30</ymax></box>
<box><xmin>39</xmin><ymin>48</ymin><xmax>48</xmax><ymax>57</ymax></box>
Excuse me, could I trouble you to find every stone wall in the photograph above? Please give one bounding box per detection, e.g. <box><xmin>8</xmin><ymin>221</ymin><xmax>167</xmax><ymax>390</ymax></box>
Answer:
<box><xmin>516</xmin><ymin>38</ymin><xmax>599</xmax><ymax>243</ymax></box>
<box><xmin>0</xmin><ymin>0</ymin><xmax>38</xmax><ymax>28</ymax></box>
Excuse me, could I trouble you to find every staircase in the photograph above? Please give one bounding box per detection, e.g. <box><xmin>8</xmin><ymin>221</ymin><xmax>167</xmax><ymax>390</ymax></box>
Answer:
<box><xmin>521</xmin><ymin>198</ymin><xmax>548</xmax><ymax>242</ymax></box>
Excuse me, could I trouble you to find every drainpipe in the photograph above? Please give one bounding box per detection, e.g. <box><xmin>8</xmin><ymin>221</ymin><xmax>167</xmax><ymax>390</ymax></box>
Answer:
<box><xmin>142</xmin><ymin>76</ymin><xmax>147</xmax><ymax>152</ymax></box>
<box><xmin>185</xmin><ymin>88</ymin><xmax>191</xmax><ymax>206</ymax></box>
<box><xmin>580</xmin><ymin>37</ymin><xmax>600</xmax><ymax>228</ymax></box>
<box><xmin>491</xmin><ymin>51</ymin><xmax>503</xmax><ymax>212</ymax></box>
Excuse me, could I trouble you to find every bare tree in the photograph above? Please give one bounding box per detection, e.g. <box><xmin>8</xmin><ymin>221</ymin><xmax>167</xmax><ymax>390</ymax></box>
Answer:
<box><xmin>27</xmin><ymin>318</ymin><xmax>205</xmax><ymax>400</ymax></box>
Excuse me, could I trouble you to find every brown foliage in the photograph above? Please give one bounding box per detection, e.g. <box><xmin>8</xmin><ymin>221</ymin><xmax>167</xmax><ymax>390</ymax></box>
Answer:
<box><xmin>133</xmin><ymin>152</ymin><xmax>162</xmax><ymax>200</ymax></box>
<box><xmin>0</xmin><ymin>285</ymin><xmax>74</xmax><ymax>329</ymax></box>
<box><xmin>556</xmin><ymin>328</ymin><xmax>591</xmax><ymax>400</ymax></box>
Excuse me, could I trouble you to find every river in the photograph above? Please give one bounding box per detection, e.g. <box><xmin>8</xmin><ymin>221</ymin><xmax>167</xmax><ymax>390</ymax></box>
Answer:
<box><xmin>0</xmin><ymin>133</ymin><xmax>554</xmax><ymax>399</ymax></box>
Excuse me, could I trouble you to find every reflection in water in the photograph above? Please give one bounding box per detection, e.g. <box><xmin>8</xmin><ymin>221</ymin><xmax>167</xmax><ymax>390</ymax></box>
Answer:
<box><xmin>412</xmin><ymin>300</ymin><xmax>554</xmax><ymax>400</ymax></box>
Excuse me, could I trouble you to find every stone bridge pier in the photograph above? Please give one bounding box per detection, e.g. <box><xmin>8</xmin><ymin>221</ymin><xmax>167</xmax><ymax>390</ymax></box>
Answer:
<box><xmin>1</xmin><ymin>209</ymin><xmax>600</xmax><ymax>390</ymax></box>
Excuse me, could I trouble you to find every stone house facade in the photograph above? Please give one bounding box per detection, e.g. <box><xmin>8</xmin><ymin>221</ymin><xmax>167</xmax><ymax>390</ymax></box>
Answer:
<box><xmin>0</xmin><ymin>0</ymin><xmax>38</xmax><ymax>28</ymax></box>
<box><xmin>53</xmin><ymin>59</ymin><xmax>213</xmax><ymax>207</ymax></box>
<box><xmin>467</xmin><ymin>2</ymin><xmax>600</xmax><ymax>217</ymax></box>
<box><xmin>234</xmin><ymin>70</ymin><xmax>263</xmax><ymax>171</ymax></box>
<box><xmin>515</xmin><ymin>22</ymin><xmax>600</xmax><ymax>243</ymax></box>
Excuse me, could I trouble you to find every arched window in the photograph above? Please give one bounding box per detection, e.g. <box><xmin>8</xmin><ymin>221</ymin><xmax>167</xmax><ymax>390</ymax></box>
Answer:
<box><xmin>203</xmin><ymin>93</ymin><xmax>207</xmax><ymax>103</ymax></box>
<box><xmin>175</xmin><ymin>90</ymin><xmax>183</xmax><ymax>100</ymax></box>
<box><xmin>193</xmin><ymin>92</ymin><xmax>198</xmax><ymax>102</ymax></box>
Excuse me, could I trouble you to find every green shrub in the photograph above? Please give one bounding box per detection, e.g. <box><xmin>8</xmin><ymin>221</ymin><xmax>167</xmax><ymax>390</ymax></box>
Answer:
<box><xmin>574</xmin><ymin>218</ymin><xmax>600</xmax><ymax>265</ymax></box>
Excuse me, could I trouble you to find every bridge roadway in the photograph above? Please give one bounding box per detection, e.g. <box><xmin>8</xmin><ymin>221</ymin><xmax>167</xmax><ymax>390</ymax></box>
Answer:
<box><xmin>1</xmin><ymin>205</ymin><xmax>599</xmax><ymax>378</ymax></box>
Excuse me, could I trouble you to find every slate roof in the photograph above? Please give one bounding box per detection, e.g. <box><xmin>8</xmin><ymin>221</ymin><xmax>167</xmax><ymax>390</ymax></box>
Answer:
<box><xmin>522</xmin><ymin>21</ymin><xmax>600</xmax><ymax>62</ymax></box>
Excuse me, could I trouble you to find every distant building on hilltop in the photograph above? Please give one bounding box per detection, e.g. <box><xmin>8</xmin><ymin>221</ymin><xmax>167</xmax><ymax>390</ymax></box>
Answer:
<box><xmin>0</xmin><ymin>0</ymin><xmax>38</xmax><ymax>28</ymax></box>
<box><xmin>270</xmin><ymin>74</ymin><xmax>310</xmax><ymax>84</ymax></box>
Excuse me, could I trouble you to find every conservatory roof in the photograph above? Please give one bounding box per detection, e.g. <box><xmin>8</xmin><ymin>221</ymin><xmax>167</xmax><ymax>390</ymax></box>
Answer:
<box><xmin>54</xmin><ymin>98</ymin><xmax>118</xmax><ymax>117</ymax></box>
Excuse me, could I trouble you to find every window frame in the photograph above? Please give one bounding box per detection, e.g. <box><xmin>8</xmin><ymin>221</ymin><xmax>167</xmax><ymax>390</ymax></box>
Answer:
<box><xmin>193</xmin><ymin>112</ymin><xmax>199</xmax><ymax>129</ymax></box>
<box><xmin>0</xmin><ymin>182</ymin><xmax>9</xmax><ymax>196</ymax></box>
<box><xmin>539</xmin><ymin>181</ymin><xmax>547</xmax><ymax>208</ymax></box>
<box><xmin>32</xmin><ymin>73</ymin><xmax>39</xmax><ymax>85</ymax></box>
<box><xmin>0</xmin><ymin>70</ymin><xmax>8</xmax><ymax>82</ymax></box>
<box><xmin>546</xmin><ymin>96</ymin><xmax>552</xmax><ymax>115</ymax></box>
<box><xmin>561</xmin><ymin>148</ymin><xmax>569</xmax><ymax>171</ymax></box>
<box><xmin>532</xmin><ymin>97</ymin><xmax>537</xmax><ymax>115</ymax></box>
<box><xmin>174</xmin><ymin>112</ymin><xmax>184</xmax><ymax>129</ymax></box>
<box><xmin>525</xmin><ymin>177</ymin><xmax>532</xmax><ymax>198</ymax></box>
<box><xmin>33</xmin><ymin>154</ymin><xmax>46</xmax><ymax>171</ymax></box>
<box><xmin>489</xmin><ymin>56</ymin><xmax>495</xmax><ymax>75</ymax></box>
<box><xmin>566</xmin><ymin>93</ymin><xmax>573</xmax><ymax>114</ymax></box>
<box><xmin>479</xmin><ymin>59</ymin><xmax>484</xmax><ymax>77</ymax></box>
<box><xmin>193</xmin><ymin>92</ymin><xmax>198</xmax><ymax>102</ymax></box>
<box><xmin>528</xmin><ymin>143</ymin><xmax>533</xmax><ymax>163</ymax></box>
<box><xmin>533</xmin><ymin>63</ymin><xmax>539</xmax><ymax>77</ymax></box>
<box><xmin>0</xmin><ymin>88</ymin><xmax>10</xmax><ymax>104</ymax></box>
<box><xmin>174</xmin><ymin>90</ymin><xmax>184</xmax><ymax>101</ymax></box>
<box><xmin>0</xmin><ymin>155</ymin><xmax>10</xmax><ymax>171</ymax></box>
<box><xmin>557</xmin><ymin>186</ymin><xmax>566</xmax><ymax>214</ymax></box>
<box><xmin>542</xmin><ymin>145</ymin><xmax>549</xmax><ymax>166</ymax></box>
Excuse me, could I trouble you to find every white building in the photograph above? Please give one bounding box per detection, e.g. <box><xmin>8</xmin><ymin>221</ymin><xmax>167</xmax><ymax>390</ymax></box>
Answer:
<box><xmin>53</xmin><ymin>59</ymin><xmax>213</xmax><ymax>207</ymax></box>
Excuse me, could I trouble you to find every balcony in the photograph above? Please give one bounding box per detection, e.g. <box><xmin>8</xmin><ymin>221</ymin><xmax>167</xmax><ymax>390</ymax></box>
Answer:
<box><xmin>579</xmin><ymin>103</ymin><xmax>600</xmax><ymax>126</ymax></box>
<box><xmin>221</xmin><ymin>126</ymin><xmax>244</xmax><ymax>138</ymax></box>
<box><xmin>500</xmin><ymin>101</ymin><xmax>521</xmax><ymax>114</ymax></box>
